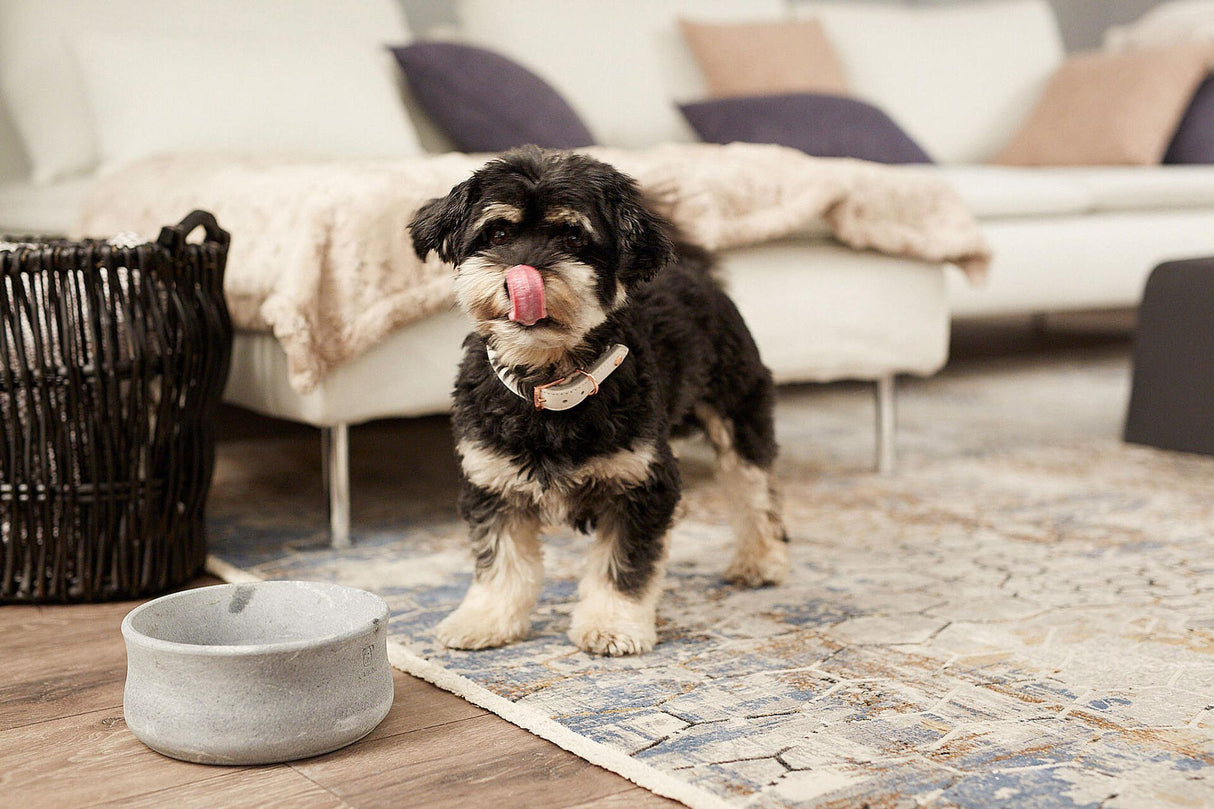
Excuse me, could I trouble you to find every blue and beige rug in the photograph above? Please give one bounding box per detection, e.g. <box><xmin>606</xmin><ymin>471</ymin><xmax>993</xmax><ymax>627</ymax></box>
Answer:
<box><xmin>207</xmin><ymin>346</ymin><xmax>1214</xmax><ymax>808</ymax></box>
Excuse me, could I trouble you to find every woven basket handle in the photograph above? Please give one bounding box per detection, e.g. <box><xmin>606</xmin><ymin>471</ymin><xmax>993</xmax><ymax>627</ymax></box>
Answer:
<box><xmin>156</xmin><ymin>210</ymin><xmax>230</xmax><ymax>254</ymax></box>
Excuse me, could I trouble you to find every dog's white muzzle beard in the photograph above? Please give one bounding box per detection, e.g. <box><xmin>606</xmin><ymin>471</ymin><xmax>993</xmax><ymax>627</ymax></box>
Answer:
<box><xmin>454</xmin><ymin>255</ymin><xmax>610</xmax><ymax>371</ymax></box>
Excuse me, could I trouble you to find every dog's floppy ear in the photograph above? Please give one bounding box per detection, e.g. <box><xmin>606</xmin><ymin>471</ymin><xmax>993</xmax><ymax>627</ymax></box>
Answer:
<box><xmin>602</xmin><ymin>170</ymin><xmax>676</xmax><ymax>285</ymax></box>
<box><xmin>616</xmin><ymin>196</ymin><xmax>677</xmax><ymax>286</ymax></box>
<box><xmin>409</xmin><ymin>176</ymin><xmax>478</xmax><ymax>264</ymax></box>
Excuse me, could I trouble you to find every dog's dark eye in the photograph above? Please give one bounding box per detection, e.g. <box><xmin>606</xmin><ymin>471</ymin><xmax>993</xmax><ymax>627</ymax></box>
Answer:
<box><xmin>562</xmin><ymin>230</ymin><xmax>586</xmax><ymax>251</ymax></box>
<box><xmin>489</xmin><ymin>225</ymin><xmax>512</xmax><ymax>246</ymax></box>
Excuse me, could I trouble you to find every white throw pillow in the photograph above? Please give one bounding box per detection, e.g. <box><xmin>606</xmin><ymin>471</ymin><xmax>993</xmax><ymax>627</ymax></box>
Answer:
<box><xmin>454</xmin><ymin>0</ymin><xmax>785</xmax><ymax>149</ymax></box>
<box><xmin>68</xmin><ymin>30</ymin><xmax>422</xmax><ymax>173</ymax></box>
<box><xmin>0</xmin><ymin>0</ymin><xmax>415</xmax><ymax>183</ymax></box>
<box><xmin>794</xmin><ymin>0</ymin><xmax>1065</xmax><ymax>164</ymax></box>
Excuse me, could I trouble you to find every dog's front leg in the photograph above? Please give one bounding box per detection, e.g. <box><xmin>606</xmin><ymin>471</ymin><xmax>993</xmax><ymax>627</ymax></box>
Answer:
<box><xmin>437</xmin><ymin>486</ymin><xmax>543</xmax><ymax>650</ymax></box>
<box><xmin>569</xmin><ymin>464</ymin><xmax>678</xmax><ymax>656</ymax></box>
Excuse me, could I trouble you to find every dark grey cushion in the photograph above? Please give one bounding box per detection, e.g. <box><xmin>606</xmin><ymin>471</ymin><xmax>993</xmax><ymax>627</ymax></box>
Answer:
<box><xmin>390</xmin><ymin>42</ymin><xmax>596</xmax><ymax>152</ymax></box>
<box><xmin>679</xmin><ymin>93</ymin><xmax>932</xmax><ymax>164</ymax></box>
<box><xmin>1164</xmin><ymin>75</ymin><xmax>1214</xmax><ymax>164</ymax></box>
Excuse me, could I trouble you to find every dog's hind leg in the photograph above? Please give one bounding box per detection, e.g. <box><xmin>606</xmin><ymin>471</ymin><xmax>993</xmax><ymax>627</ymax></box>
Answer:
<box><xmin>696</xmin><ymin>402</ymin><xmax>790</xmax><ymax>587</ymax></box>
<box><xmin>568</xmin><ymin>458</ymin><xmax>679</xmax><ymax>656</ymax></box>
<box><xmin>436</xmin><ymin>484</ymin><xmax>543</xmax><ymax>650</ymax></box>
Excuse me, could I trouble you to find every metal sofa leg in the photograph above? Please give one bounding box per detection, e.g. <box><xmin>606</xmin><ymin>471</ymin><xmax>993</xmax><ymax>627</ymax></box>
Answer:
<box><xmin>875</xmin><ymin>375</ymin><xmax>897</xmax><ymax>475</ymax></box>
<box><xmin>321</xmin><ymin>424</ymin><xmax>351</xmax><ymax>548</ymax></box>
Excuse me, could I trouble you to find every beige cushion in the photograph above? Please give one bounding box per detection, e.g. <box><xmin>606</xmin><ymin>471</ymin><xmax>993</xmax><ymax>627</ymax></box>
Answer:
<box><xmin>678</xmin><ymin>17</ymin><xmax>848</xmax><ymax>98</ymax></box>
<box><xmin>995</xmin><ymin>44</ymin><xmax>1214</xmax><ymax>166</ymax></box>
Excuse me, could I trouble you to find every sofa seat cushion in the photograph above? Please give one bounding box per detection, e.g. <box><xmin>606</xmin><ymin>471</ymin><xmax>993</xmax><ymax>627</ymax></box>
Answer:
<box><xmin>719</xmin><ymin>240</ymin><xmax>949</xmax><ymax>382</ymax></box>
<box><xmin>1060</xmin><ymin>166</ymin><xmax>1214</xmax><ymax>212</ymax></box>
<box><xmin>924</xmin><ymin>166</ymin><xmax>1094</xmax><ymax>219</ymax></box>
<box><xmin>925</xmin><ymin>165</ymin><xmax>1214</xmax><ymax>221</ymax></box>
<box><xmin>950</xmin><ymin>208</ymin><xmax>1214</xmax><ymax>317</ymax></box>
<box><xmin>0</xmin><ymin>178</ymin><xmax>95</xmax><ymax>235</ymax></box>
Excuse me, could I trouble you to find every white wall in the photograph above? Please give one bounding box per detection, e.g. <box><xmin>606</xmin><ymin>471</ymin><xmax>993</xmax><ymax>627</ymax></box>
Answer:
<box><xmin>397</xmin><ymin>0</ymin><xmax>1171</xmax><ymax>50</ymax></box>
<box><xmin>1049</xmin><ymin>0</ymin><xmax>1166</xmax><ymax>49</ymax></box>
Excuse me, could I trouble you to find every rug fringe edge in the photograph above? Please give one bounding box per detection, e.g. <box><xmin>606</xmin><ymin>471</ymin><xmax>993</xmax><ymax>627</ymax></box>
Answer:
<box><xmin>386</xmin><ymin>641</ymin><xmax>735</xmax><ymax>809</ymax></box>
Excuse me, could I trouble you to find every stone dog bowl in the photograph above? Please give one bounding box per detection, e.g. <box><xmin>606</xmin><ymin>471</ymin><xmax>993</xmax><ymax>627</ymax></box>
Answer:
<box><xmin>121</xmin><ymin>581</ymin><xmax>393</xmax><ymax>765</ymax></box>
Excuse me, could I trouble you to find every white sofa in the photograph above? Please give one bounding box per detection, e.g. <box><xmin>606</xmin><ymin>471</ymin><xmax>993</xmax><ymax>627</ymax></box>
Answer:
<box><xmin>3</xmin><ymin>0</ymin><xmax>1212</xmax><ymax>543</ymax></box>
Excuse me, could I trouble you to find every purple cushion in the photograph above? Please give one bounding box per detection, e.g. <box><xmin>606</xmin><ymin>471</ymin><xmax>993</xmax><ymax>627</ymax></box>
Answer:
<box><xmin>1165</xmin><ymin>75</ymin><xmax>1214</xmax><ymax>164</ymax></box>
<box><xmin>679</xmin><ymin>93</ymin><xmax>932</xmax><ymax>164</ymax></box>
<box><xmin>390</xmin><ymin>42</ymin><xmax>596</xmax><ymax>152</ymax></box>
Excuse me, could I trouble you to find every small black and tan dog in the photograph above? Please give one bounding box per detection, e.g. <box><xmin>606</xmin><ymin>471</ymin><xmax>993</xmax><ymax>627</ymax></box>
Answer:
<box><xmin>409</xmin><ymin>147</ymin><xmax>788</xmax><ymax>656</ymax></box>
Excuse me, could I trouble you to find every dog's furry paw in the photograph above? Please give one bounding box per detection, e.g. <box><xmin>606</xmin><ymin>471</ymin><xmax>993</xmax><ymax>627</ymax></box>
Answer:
<box><xmin>436</xmin><ymin>607</ymin><xmax>530</xmax><ymax>650</ymax></box>
<box><xmin>725</xmin><ymin>539</ymin><xmax>790</xmax><ymax>587</ymax></box>
<box><xmin>569</xmin><ymin>623</ymin><xmax>656</xmax><ymax>656</ymax></box>
<box><xmin>568</xmin><ymin>596</ymin><xmax>657</xmax><ymax>656</ymax></box>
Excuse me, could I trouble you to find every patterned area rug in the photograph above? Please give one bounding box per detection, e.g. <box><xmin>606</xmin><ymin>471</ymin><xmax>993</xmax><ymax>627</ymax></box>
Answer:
<box><xmin>207</xmin><ymin>345</ymin><xmax>1214</xmax><ymax>808</ymax></box>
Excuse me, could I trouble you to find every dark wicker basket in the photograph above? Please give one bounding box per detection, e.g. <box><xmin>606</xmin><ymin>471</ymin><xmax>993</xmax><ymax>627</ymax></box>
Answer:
<box><xmin>1</xmin><ymin>211</ymin><xmax>233</xmax><ymax>602</ymax></box>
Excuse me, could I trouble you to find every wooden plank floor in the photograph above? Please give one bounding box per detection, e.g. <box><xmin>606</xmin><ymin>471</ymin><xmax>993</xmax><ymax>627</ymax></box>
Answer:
<box><xmin>1</xmin><ymin>576</ymin><xmax>682</xmax><ymax>809</ymax></box>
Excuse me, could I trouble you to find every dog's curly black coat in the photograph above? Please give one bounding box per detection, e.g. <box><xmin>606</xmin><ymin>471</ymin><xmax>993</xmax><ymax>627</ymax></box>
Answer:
<box><xmin>409</xmin><ymin>147</ymin><xmax>787</xmax><ymax>655</ymax></box>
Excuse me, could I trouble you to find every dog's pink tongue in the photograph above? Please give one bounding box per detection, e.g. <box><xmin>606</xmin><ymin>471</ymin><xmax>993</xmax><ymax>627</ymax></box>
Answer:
<box><xmin>506</xmin><ymin>264</ymin><xmax>546</xmax><ymax>326</ymax></box>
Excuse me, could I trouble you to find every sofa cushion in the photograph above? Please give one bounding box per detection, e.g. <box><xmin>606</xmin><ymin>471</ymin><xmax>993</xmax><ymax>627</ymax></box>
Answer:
<box><xmin>454</xmin><ymin>0</ymin><xmax>784</xmax><ymax>149</ymax></box>
<box><xmin>995</xmin><ymin>43</ymin><xmax>1214</xmax><ymax>166</ymax></box>
<box><xmin>927</xmin><ymin>165</ymin><xmax>1214</xmax><ymax>221</ymax></box>
<box><xmin>717</xmin><ymin>240</ymin><xmax>949</xmax><ymax>382</ymax></box>
<box><xmin>951</xmin><ymin>209</ymin><xmax>1214</xmax><ymax>317</ymax></box>
<box><xmin>925</xmin><ymin>166</ymin><xmax>1094</xmax><ymax>219</ymax></box>
<box><xmin>677</xmin><ymin>18</ymin><xmax>848</xmax><ymax>99</ymax></box>
<box><xmin>69</xmin><ymin>29</ymin><xmax>423</xmax><ymax>173</ymax></box>
<box><xmin>793</xmin><ymin>0</ymin><xmax>1064</xmax><ymax>164</ymax></box>
<box><xmin>0</xmin><ymin>0</ymin><xmax>413</xmax><ymax>184</ymax></box>
<box><xmin>679</xmin><ymin>94</ymin><xmax>932</xmax><ymax>164</ymax></box>
<box><xmin>390</xmin><ymin>42</ymin><xmax>596</xmax><ymax>152</ymax></box>
<box><xmin>1165</xmin><ymin>76</ymin><xmax>1214</xmax><ymax>164</ymax></box>
<box><xmin>1065</xmin><ymin>166</ymin><xmax>1214</xmax><ymax>211</ymax></box>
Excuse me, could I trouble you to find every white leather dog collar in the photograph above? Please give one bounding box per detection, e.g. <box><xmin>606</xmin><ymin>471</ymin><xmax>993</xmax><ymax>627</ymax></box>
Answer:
<box><xmin>487</xmin><ymin>343</ymin><xmax>630</xmax><ymax>411</ymax></box>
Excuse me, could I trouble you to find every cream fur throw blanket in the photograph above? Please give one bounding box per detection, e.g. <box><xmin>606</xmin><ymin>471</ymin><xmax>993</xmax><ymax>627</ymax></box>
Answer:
<box><xmin>77</xmin><ymin>143</ymin><xmax>991</xmax><ymax>394</ymax></box>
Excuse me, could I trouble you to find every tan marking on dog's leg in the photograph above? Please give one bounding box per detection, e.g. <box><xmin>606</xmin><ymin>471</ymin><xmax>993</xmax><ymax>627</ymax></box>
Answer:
<box><xmin>697</xmin><ymin>405</ymin><xmax>790</xmax><ymax>587</ymax></box>
<box><xmin>436</xmin><ymin>509</ymin><xmax>543</xmax><ymax>650</ymax></box>
<box><xmin>568</xmin><ymin>523</ymin><xmax>668</xmax><ymax>656</ymax></box>
<box><xmin>722</xmin><ymin>462</ymin><xmax>789</xmax><ymax>586</ymax></box>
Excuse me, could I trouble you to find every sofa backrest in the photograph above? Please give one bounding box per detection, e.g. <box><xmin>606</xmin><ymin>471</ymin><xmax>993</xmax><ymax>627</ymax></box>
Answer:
<box><xmin>0</xmin><ymin>95</ymin><xmax>29</xmax><ymax>184</ymax></box>
<box><xmin>454</xmin><ymin>0</ymin><xmax>785</xmax><ymax>149</ymax></box>
<box><xmin>794</xmin><ymin>0</ymin><xmax>1065</xmax><ymax>164</ymax></box>
<box><xmin>0</xmin><ymin>0</ymin><xmax>415</xmax><ymax>185</ymax></box>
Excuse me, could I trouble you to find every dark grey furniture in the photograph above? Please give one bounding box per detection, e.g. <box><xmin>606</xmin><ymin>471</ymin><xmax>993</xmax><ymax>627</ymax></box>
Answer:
<box><xmin>1124</xmin><ymin>257</ymin><xmax>1214</xmax><ymax>457</ymax></box>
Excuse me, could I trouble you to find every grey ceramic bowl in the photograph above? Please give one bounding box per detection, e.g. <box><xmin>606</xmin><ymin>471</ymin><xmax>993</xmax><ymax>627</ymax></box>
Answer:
<box><xmin>121</xmin><ymin>580</ymin><xmax>393</xmax><ymax>765</ymax></box>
